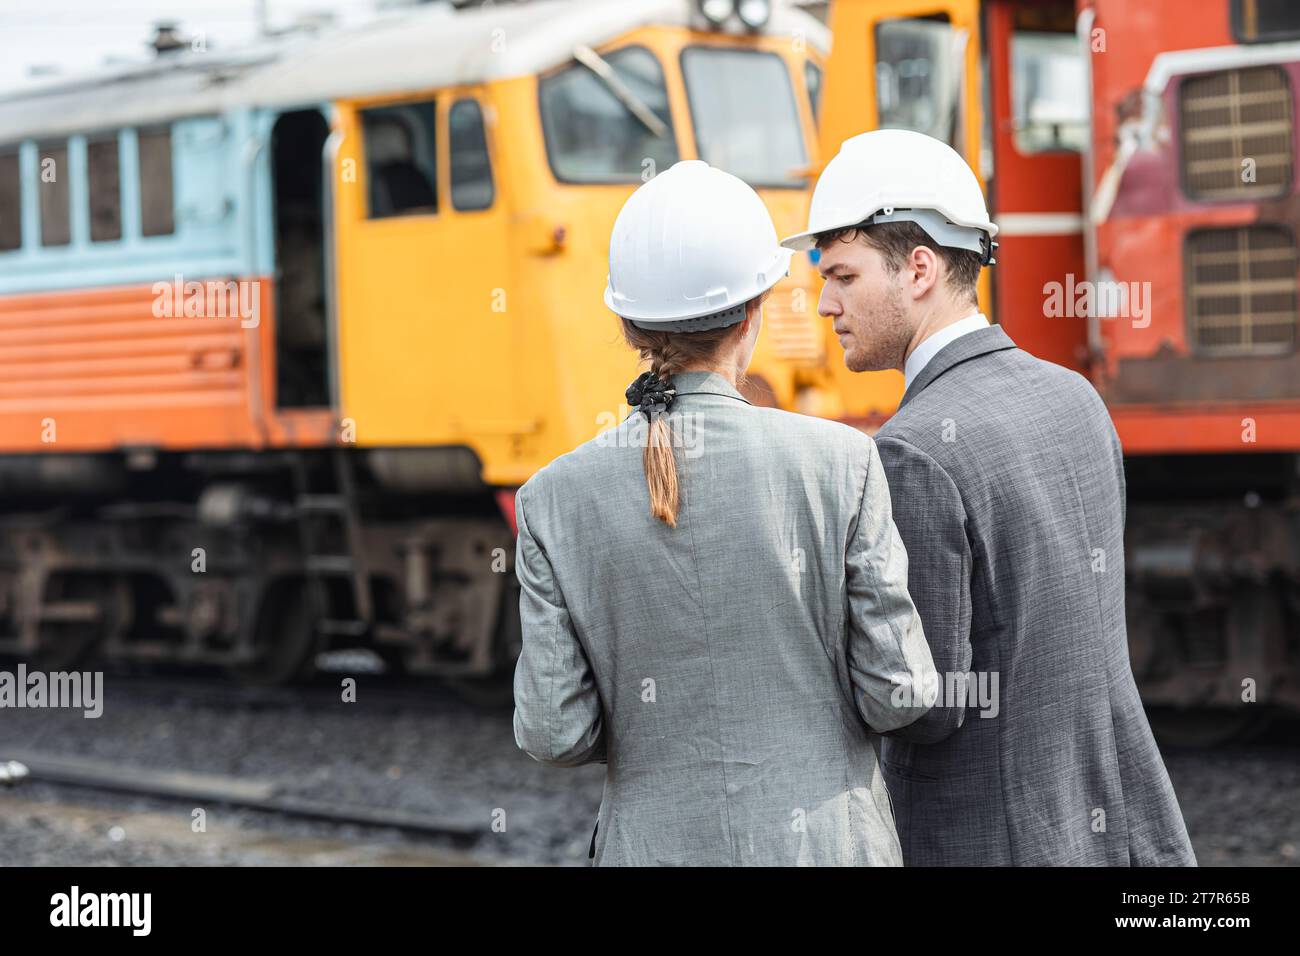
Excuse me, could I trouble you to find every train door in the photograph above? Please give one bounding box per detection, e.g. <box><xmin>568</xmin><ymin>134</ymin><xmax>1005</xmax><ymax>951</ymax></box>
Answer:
<box><xmin>333</xmin><ymin>89</ymin><xmax>514</xmax><ymax>456</ymax></box>
<box><xmin>984</xmin><ymin>0</ymin><xmax>1089</xmax><ymax>372</ymax></box>
<box><xmin>270</xmin><ymin>109</ymin><xmax>332</xmax><ymax>409</ymax></box>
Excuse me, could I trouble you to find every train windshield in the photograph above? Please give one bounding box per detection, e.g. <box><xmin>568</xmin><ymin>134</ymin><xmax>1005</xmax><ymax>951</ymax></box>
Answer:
<box><xmin>540</xmin><ymin>45</ymin><xmax>679</xmax><ymax>183</ymax></box>
<box><xmin>681</xmin><ymin>46</ymin><xmax>808</xmax><ymax>188</ymax></box>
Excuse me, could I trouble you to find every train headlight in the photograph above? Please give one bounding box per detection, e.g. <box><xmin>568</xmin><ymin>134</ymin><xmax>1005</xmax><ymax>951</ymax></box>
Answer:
<box><xmin>699</xmin><ymin>0</ymin><xmax>735</xmax><ymax>28</ymax></box>
<box><xmin>736</xmin><ymin>0</ymin><xmax>771</xmax><ymax>30</ymax></box>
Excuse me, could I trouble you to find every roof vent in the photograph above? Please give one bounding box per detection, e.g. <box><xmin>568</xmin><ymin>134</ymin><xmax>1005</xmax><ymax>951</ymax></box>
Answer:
<box><xmin>150</xmin><ymin>21</ymin><xmax>188</xmax><ymax>56</ymax></box>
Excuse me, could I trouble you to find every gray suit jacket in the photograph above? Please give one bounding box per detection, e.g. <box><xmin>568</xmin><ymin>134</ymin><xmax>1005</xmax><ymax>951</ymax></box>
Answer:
<box><xmin>512</xmin><ymin>370</ymin><xmax>937</xmax><ymax>866</ymax></box>
<box><xmin>876</xmin><ymin>324</ymin><xmax>1197</xmax><ymax>866</ymax></box>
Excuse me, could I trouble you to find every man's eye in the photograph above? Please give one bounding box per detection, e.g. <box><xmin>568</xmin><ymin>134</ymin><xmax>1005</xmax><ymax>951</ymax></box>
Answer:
<box><xmin>837</xmin><ymin>274</ymin><xmax>855</xmax><ymax>285</ymax></box>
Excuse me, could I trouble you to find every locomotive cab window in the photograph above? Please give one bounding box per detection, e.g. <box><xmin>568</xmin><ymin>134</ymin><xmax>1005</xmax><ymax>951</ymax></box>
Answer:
<box><xmin>37</xmin><ymin>141</ymin><xmax>70</xmax><ymax>247</ymax></box>
<box><xmin>682</xmin><ymin>47</ymin><xmax>807</xmax><ymax>188</ymax></box>
<box><xmin>873</xmin><ymin>15</ymin><xmax>966</xmax><ymax>155</ymax></box>
<box><xmin>449</xmin><ymin>99</ymin><xmax>494</xmax><ymax>211</ymax></box>
<box><xmin>362</xmin><ymin>100</ymin><xmax>438</xmax><ymax>218</ymax></box>
<box><xmin>0</xmin><ymin>148</ymin><xmax>19</xmax><ymax>252</ymax></box>
<box><xmin>540</xmin><ymin>45</ymin><xmax>677</xmax><ymax>183</ymax></box>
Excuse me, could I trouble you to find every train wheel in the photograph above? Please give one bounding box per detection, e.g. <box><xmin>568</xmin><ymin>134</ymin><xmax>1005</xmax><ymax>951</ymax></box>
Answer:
<box><xmin>32</xmin><ymin>574</ymin><xmax>108</xmax><ymax>672</ymax></box>
<box><xmin>442</xmin><ymin>581</ymin><xmax>520</xmax><ymax>708</ymax></box>
<box><xmin>227</xmin><ymin>579</ymin><xmax>320</xmax><ymax>687</ymax></box>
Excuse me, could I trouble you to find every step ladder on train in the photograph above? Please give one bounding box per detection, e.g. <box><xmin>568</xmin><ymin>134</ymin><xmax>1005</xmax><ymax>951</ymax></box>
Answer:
<box><xmin>290</xmin><ymin>449</ymin><xmax>373</xmax><ymax>644</ymax></box>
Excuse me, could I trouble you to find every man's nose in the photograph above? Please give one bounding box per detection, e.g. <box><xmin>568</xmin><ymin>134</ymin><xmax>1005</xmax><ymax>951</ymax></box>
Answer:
<box><xmin>818</xmin><ymin>286</ymin><xmax>840</xmax><ymax>318</ymax></box>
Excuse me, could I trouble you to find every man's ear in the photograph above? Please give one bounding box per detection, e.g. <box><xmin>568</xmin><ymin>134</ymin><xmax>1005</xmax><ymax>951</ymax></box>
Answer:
<box><xmin>905</xmin><ymin>245</ymin><xmax>940</xmax><ymax>300</ymax></box>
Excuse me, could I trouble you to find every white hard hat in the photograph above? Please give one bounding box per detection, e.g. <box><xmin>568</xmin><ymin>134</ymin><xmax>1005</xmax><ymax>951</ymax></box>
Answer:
<box><xmin>781</xmin><ymin>129</ymin><xmax>998</xmax><ymax>264</ymax></box>
<box><xmin>605</xmin><ymin>160</ymin><xmax>794</xmax><ymax>330</ymax></box>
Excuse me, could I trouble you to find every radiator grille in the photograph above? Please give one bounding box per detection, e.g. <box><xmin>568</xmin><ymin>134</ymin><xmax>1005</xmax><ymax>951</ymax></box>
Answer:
<box><xmin>1185</xmin><ymin>226</ymin><xmax>1298</xmax><ymax>354</ymax></box>
<box><xmin>1180</xmin><ymin>65</ymin><xmax>1293</xmax><ymax>200</ymax></box>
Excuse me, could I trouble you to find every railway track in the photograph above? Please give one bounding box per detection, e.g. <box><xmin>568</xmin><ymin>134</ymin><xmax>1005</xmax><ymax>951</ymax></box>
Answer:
<box><xmin>3</xmin><ymin>748</ymin><xmax>488</xmax><ymax>845</ymax></box>
<box><xmin>0</xmin><ymin>657</ymin><xmax>514</xmax><ymax>717</ymax></box>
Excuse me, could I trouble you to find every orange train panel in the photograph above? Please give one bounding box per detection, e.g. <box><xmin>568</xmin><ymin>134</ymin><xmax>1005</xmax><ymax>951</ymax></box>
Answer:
<box><xmin>0</xmin><ymin>280</ymin><xmax>335</xmax><ymax>453</ymax></box>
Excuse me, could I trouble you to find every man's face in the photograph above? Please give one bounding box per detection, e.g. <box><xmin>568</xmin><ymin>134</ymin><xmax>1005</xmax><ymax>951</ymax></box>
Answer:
<box><xmin>815</xmin><ymin>236</ymin><xmax>912</xmax><ymax>373</ymax></box>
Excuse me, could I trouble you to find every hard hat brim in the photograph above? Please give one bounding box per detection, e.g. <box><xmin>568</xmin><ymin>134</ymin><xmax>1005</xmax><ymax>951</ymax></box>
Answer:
<box><xmin>779</xmin><ymin>228</ymin><xmax>819</xmax><ymax>252</ymax></box>
<box><xmin>605</xmin><ymin>246</ymin><xmax>794</xmax><ymax>324</ymax></box>
<box><xmin>781</xmin><ymin>211</ymin><xmax>998</xmax><ymax>256</ymax></box>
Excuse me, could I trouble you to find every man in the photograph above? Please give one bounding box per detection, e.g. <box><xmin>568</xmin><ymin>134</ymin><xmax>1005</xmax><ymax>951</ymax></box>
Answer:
<box><xmin>781</xmin><ymin>129</ymin><xmax>1196</xmax><ymax>866</ymax></box>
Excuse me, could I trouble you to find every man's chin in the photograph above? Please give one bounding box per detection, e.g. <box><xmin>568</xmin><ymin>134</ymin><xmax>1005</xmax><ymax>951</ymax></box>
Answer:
<box><xmin>843</xmin><ymin>348</ymin><xmax>889</xmax><ymax>374</ymax></box>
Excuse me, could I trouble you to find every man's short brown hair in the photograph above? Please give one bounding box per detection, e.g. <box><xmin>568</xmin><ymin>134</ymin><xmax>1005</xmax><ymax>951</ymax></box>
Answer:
<box><xmin>816</xmin><ymin>220</ymin><xmax>982</xmax><ymax>307</ymax></box>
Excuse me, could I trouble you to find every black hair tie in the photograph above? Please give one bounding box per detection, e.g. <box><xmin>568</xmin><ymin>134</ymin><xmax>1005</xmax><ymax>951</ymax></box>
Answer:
<box><xmin>625</xmin><ymin>371</ymin><xmax>677</xmax><ymax>419</ymax></box>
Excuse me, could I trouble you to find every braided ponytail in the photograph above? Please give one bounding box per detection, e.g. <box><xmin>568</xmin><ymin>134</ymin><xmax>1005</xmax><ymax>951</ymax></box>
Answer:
<box><xmin>619</xmin><ymin>293</ymin><xmax>767</xmax><ymax>527</ymax></box>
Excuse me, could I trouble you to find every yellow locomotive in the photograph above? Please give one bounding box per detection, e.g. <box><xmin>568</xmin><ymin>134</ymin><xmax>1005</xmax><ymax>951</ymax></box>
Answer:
<box><xmin>0</xmin><ymin>0</ymin><xmax>868</xmax><ymax>684</ymax></box>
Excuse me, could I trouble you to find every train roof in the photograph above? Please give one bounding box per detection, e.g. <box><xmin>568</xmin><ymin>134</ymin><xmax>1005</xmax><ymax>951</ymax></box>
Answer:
<box><xmin>0</xmin><ymin>0</ymin><xmax>829</xmax><ymax>143</ymax></box>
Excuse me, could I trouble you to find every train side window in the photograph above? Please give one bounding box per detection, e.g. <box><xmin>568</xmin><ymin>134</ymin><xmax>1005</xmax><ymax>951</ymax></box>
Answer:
<box><xmin>37</xmin><ymin>142</ymin><xmax>70</xmax><ymax>247</ymax></box>
<box><xmin>0</xmin><ymin>148</ymin><xmax>19</xmax><ymax>251</ymax></box>
<box><xmin>361</xmin><ymin>100</ymin><xmax>438</xmax><ymax>218</ymax></box>
<box><xmin>805</xmin><ymin>61</ymin><xmax>823</xmax><ymax>123</ymax></box>
<box><xmin>138</xmin><ymin>127</ymin><xmax>175</xmax><ymax>237</ymax></box>
<box><xmin>539</xmin><ymin>45</ymin><xmax>678</xmax><ymax>183</ymax></box>
<box><xmin>449</xmin><ymin>99</ymin><xmax>494</xmax><ymax>211</ymax></box>
<box><xmin>1232</xmin><ymin>0</ymin><xmax>1300</xmax><ymax>42</ymax></box>
<box><xmin>88</xmin><ymin>134</ymin><xmax>122</xmax><ymax>242</ymax></box>
<box><xmin>1010</xmin><ymin>30</ymin><xmax>1088</xmax><ymax>153</ymax></box>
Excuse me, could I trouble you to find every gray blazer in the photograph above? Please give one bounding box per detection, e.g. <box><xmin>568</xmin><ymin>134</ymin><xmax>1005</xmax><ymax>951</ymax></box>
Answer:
<box><xmin>876</xmin><ymin>324</ymin><xmax>1197</xmax><ymax>866</ymax></box>
<box><xmin>512</xmin><ymin>370</ymin><xmax>936</xmax><ymax>866</ymax></box>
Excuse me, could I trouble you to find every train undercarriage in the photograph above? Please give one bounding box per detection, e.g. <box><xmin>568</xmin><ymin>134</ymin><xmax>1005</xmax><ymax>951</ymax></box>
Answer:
<box><xmin>2</xmin><ymin>447</ymin><xmax>1298</xmax><ymax>743</ymax></box>
<box><xmin>1125</xmin><ymin>452</ymin><xmax>1300</xmax><ymax>744</ymax></box>
<box><xmin>0</xmin><ymin>447</ymin><xmax>520</xmax><ymax>689</ymax></box>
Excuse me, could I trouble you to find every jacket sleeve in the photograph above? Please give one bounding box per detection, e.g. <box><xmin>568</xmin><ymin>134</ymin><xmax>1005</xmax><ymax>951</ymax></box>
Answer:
<box><xmin>873</xmin><ymin>436</ymin><xmax>974</xmax><ymax>743</ymax></box>
<box><xmin>511</xmin><ymin>488</ymin><xmax>607</xmax><ymax>767</ymax></box>
<box><xmin>844</xmin><ymin>437</ymin><xmax>937</xmax><ymax>733</ymax></box>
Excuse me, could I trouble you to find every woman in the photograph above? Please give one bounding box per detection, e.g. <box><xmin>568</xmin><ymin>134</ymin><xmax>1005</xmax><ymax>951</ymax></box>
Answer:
<box><xmin>511</xmin><ymin>161</ymin><xmax>936</xmax><ymax>866</ymax></box>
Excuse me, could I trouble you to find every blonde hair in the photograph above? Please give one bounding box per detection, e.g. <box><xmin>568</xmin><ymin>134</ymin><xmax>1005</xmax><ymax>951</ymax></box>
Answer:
<box><xmin>619</xmin><ymin>293</ymin><xmax>767</xmax><ymax>528</ymax></box>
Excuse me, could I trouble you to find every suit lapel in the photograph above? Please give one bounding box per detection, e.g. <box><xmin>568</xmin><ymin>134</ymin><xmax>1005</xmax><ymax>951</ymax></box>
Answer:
<box><xmin>898</xmin><ymin>325</ymin><xmax>1019</xmax><ymax>409</ymax></box>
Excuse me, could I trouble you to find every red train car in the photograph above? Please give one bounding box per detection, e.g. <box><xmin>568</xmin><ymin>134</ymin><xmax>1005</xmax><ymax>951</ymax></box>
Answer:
<box><xmin>815</xmin><ymin>0</ymin><xmax>1300</xmax><ymax>738</ymax></box>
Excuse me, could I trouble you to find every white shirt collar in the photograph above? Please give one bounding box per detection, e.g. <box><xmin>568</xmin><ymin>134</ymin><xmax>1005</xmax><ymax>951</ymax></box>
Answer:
<box><xmin>903</xmin><ymin>312</ymin><xmax>990</xmax><ymax>390</ymax></box>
